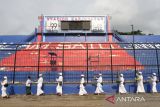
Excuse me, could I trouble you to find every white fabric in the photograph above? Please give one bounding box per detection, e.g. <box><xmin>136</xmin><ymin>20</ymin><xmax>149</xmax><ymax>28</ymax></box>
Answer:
<box><xmin>79</xmin><ymin>77</ymin><xmax>87</xmax><ymax>95</ymax></box>
<box><xmin>39</xmin><ymin>74</ymin><xmax>42</xmax><ymax>77</ymax></box>
<box><xmin>1</xmin><ymin>79</ymin><xmax>8</xmax><ymax>97</ymax></box>
<box><xmin>137</xmin><ymin>75</ymin><xmax>145</xmax><ymax>93</ymax></box>
<box><xmin>4</xmin><ymin>76</ymin><xmax>7</xmax><ymax>79</ymax></box>
<box><xmin>139</xmin><ymin>72</ymin><xmax>142</xmax><ymax>75</ymax></box>
<box><xmin>97</xmin><ymin>76</ymin><xmax>103</xmax><ymax>83</ymax></box>
<box><xmin>120</xmin><ymin>74</ymin><xmax>123</xmax><ymax>77</ymax></box>
<box><xmin>95</xmin><ymin>76</ymin><xmax>104</xmax><ymax>94</ymax></box>
<box><xmin>81</xmin><ymin>74</ymin><xmax>84</xmax><ymax>77</ymax></box>
<box><xmin>150</xmin><ymin>76</ymin><xmax>157</xmax><ymax>93</ymax></box>
<box><xmin>99</xmin><ymin>73</ymin><xmax>102</xmax><ymax>76</ymax></box>
<box><xmin>152</xmin><ymin>73</ymin><xmax>156</xmax><ymax>76</ymax></box>
<box><xmin>37</xmin><ymin>77</ymin><xmax>44</xmax><ymax>96</ymax></box>
<box><xmin>59</xmin><ymin>73</ymin><xmax>62</xmax><ymax>76</ymax></box>
<box><xmin>26</xmin><ymin>79</ymin><xmax>32</xmax><ymax>87</ymax></box>
<box><xmin>56</xmin><ymin>75</ymin><xmax>63</xmax><ymax>94</ymax></box>
<box><xmin>118</xmin><ymin>76</ymin><xmax>127</xmax><ymax>93</ymax></box>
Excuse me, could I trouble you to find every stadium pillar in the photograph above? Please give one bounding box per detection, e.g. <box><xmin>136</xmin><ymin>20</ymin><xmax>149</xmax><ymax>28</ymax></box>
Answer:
<box><xmin>37</xmin><ymin>14</ymin><xmax>44</xmax><ymax>42</ymax></box>
<box><xmin>37</xmin><ymin>34</ymin><xmax>42</xmax><ymax>42</ymax></box>
<box><xmin>107</xmin><ymin>16</ymin><xmax>112</xmax><ymax>42</ymax></box>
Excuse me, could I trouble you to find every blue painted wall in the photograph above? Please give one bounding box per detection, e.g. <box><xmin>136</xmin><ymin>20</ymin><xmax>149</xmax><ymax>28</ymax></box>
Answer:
<box><xmin>0</xmin><ymin>35</ymin><xmax>36</xmax><ymax>44</ymax></box>
<box><xmin>45</xmin><ymin>35</ymin><xmax>107</xmax><ymax>42</ymax></box>
<box><xmin>0</xmin><ymin>71</ymin><xmax>158</xmax><ymax>84</ymax></box>
<box><xmin>115</xmin><ymin>35</ymin><xmax>160</xmax><ymax>43</ymax></box>
<box><xmin>0</xmin><ymin>34</ymin><xmax>160</xmax><ymax>43</ymax></box>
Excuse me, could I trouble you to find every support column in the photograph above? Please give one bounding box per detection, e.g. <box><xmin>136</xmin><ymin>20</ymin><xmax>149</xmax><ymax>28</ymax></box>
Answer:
<box><xmin>107</xmin><ymin>16</ymin><xmax>112</xmax><ymax>42</ymax></box>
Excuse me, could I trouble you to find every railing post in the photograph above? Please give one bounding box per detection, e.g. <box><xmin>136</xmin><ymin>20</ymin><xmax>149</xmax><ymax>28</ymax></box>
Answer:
<box><xmin>85</xmin><ymin>33</ymin><xmax>87</xmax><ymax>42</ymax></box>
<box><xmin>154</xmin><ymin>44</ymin><xmax>160</xmax><ymax>81</ymax></box>
<box><xmin>13</xmin><ymin>45</ymin><xmax>18</xmax><ymax>84</ymax></box>
<box><xmin>37</xmin><ymin>43</ymin><xmax>41</xmax><ymax>79</ymax></box>
<box><xmin>110</xmin><ymin>44</ymin><xmax>113</xmax><ymax>83</ymax></box>
<box><xmin>86</xmin><ymin>43</ymin><xmax>89</xmax><ymax>83</ymax></box>
<box><xmin>132</xmin><ymin>43</ymin><xmax>137</xmax><ymax>76</ymax></box>
<box><xmin>62</xmin><ymin>43</ymin><xmax>64</xmax><ymax>74</ymax></box>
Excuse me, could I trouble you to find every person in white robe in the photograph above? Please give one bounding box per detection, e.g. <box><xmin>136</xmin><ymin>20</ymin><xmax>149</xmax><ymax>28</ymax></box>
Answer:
<box><xmin>118</xmin><ymin>74</ymin><xmax>127</xmax><ymax>94</ymax></box>
<box><xmin>149</xmin><ymin>73</ymin><xmax>157</xmax><ymax>93</ymax></box>
<box><xmin>1</xmin><ymin>76</ymin><xmax>9</xmax><ymax>98</ymax></box>
<box><xmin>79</xmin><ymin>74</ymin><xmax>88</xmax><ymax>96</ymax></box>
<box><xmin>136</xmin><ymin>72</ymin><xmax>145</xmax><ymax>93</ymax></box>
<box><xmin>56</xmin><ymin>72</ymin><xmax>63</xmax><ymax>96</ymax></box>
<box><xmin>37</xmin><ymin>74</ymin><xmax>44</xmax><ymax>96</ymax></box>
<box><xmin>94</xmin><ymin>73</ymin><xmax>104</xmax><ymax>95</ymax></box>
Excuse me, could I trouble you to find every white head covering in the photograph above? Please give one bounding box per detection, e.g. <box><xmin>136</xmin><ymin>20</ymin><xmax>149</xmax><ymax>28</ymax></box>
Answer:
<box><xmin>4</xmin><ymin>76</ymin><xmax>7</xmax><ymax>79</ymax></box>
<box><xmin>138</xmin><ymin>72</ymin><xmax>142</xmax><ymax>75</ymax></box>
<box><xmin>152</xmin><ymin>73</ymin><xmax>156</xmax><ymax>76</ymax></box>
<box><xmin>81</xmin><ymin>74</ymin><xmax>84</xmax><ymax>77</ymax></box>
<box><xmin>99</xmin><ymin>73</ymin><xmax>102</xmax><ymax>76</ymax></box>
<box><xmin>39</xmin><ymin>74</ymin><xmax>43</xmax><ymax>77</ymax></box>
<box><xmin>120</xmin><ymin>74</ymin><xmax>123</xmax><ymax>77</ymax></box>
<box><xmin>59</xmin><ymin>73</ymin><xmax>62</xmax><ymax>76</ymax></box>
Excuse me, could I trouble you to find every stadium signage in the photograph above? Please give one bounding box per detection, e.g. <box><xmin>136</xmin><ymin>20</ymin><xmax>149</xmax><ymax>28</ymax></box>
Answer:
<box><xmin>55</xmin><ymin>44</ymin><xmax>112</xmax><ymax>49</ymax></box>
<box><xmin>25</xmin><ymin>43</ymin><xmax>117</xmax><ymax>50</ymax></box>
<box><xmin>43</xmin><ymin>16</ymin><xmax>106</xmax><ymax>33</ymax></box>
<box><xmin>24</xmin><ymin>43</ymin><xmax>160</xmax><ymax>50</ymax></box>
<box><xmin>1</xmin><ymin>43</ymin><xmax>160</xmax><ymax>50</ymax></box>
<box><xmin>45</xmin><ymin>16</ymin><xmax>105</xmax><ymax>21</ymax></box>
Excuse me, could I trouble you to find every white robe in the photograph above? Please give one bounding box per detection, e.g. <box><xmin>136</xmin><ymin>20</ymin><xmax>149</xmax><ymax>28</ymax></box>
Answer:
<box><xmin>136</xmin><ymin>75</ymin><xmax>145</xmax><ymax>93</ymax></box>
<box><xmin>56</xmin><ymin>76</ymin><xmax>63</xmax><ymax>94</ymax></box>
<box><xmin>1</xmin><ymin>79</ymin><xmax>8</xmax><ymax>97</ymax></box>
<box><xmin>150</xmin><ymin>76</ymin><xmax>157</xmax><ymax>93</ymax></box>
<box><xmin>95</xmin><ymin>76</ymin><xmax>104</xmax><ymax>94</ymax></box>
<box><xmin>37</xmin><ymin>77</ymin><xmax>44</xmax><ymax>96</ymax></box>
<box><xmin>79</xmin><ymin>77</ymin><xmax>87</xmax><ymax>95</ymax></box>
<box><xmin>118</xmin><ymin>77</ymin><xmax>127</xmax><ymax>93</ymax></box>
<box><xmin>26</xmin><ymin>79</ymin><xmax>32</xmax><ymax>87</ymax></box>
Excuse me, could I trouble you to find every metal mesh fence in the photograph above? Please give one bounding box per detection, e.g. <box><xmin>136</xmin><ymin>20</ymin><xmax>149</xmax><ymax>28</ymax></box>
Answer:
<box><xmin>0</xmin><ymin>43</ymin><xmax>160</xmax><ymax>84</ymax></box>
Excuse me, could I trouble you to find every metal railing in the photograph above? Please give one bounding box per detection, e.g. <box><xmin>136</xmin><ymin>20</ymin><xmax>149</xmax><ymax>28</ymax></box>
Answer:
<box><xmin>0</xmin><ymin>42</ymin><xmax>160</xmax><ymax>84</ymax></box>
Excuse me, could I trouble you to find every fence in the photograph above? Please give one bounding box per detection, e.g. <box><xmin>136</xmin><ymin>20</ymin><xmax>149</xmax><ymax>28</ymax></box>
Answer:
<box><xmin>0</xmin><ymin>42</ymin><xmax>160</xmax><ymax>84</ymax></box>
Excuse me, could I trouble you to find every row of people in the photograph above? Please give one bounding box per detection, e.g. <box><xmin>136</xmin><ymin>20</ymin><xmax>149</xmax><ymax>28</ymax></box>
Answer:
<box><xmin>1</xmin><ymin>73</ymin><xmax>104</xmax><ymax>98</ymax></box>
<box><xmin>1</xmin><ymin>72</ymin><xmax>158</xmax><ymax>98</ymax></box>
<box><xmin>34</xmin><ymin>73</ymin><xmax>104</xmax><ymax>96</ymax></box>
<box><xmin>35</xmin><ymin>73</ymin><xmax>63</xmax><ymax>96</ymax></box>
<box><xmin>118</xmin><ymin>72</ymin><xmax>158</xmax><ymax>94</ymax></box>
<box><xmin>79</xmin><ymin>73</ymin><xmax>104</xmax><ymax>95</ymax></box>
<box><xmin>1</xmin><ymin>73</ymin><xmax>63</xmax><ymax>98</ymax></box>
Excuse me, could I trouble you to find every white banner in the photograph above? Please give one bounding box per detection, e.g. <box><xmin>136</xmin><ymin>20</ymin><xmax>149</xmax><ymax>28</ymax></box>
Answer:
<box><xmin>91</xmin><ymin>20</ymin><xmax>105</xmax><ymax>32</ymax></box>
<box><xmin>46</xmin><ymin>20</ymin><xmax>59</xmax><ymax>32</ymax></box>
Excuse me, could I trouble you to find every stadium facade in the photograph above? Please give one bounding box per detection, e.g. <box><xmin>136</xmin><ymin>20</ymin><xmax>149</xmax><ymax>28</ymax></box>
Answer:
<box><xmin>0</xmin><ymin>15</ymin><xmax>160</xmax><ymax>94</ymax></box>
